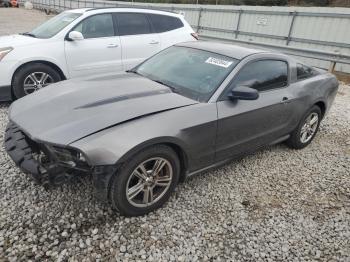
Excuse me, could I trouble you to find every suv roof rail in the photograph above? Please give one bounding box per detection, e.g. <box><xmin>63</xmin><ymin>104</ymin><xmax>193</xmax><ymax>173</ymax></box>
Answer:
<box><xmin>85</xmin><ymin>7</ymin><xmax>177</xmax><ymax>14</ymax></box>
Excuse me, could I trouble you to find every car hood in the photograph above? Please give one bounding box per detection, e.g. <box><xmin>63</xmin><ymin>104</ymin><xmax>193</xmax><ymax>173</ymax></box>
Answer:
<box><xmin>0</xmin><ymin>34</ymin><xmax>41</xmax><ymax>48</ymax></box>
<box><xmin>9</xmin><ymin>73</ymin><xmax>198</xmax><ymax>145</ymax></box>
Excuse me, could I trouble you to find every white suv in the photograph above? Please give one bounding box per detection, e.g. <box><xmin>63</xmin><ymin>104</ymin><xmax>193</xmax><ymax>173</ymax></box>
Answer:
<box><xmin>0</xmin><ymin>8</ymin><xmax>197</xmax><ymax>99</ymax></box>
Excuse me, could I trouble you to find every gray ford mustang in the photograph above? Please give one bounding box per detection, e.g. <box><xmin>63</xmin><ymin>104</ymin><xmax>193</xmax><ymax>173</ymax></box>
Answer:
<box><xmin>4</xmin><ymin>41</ymin><xmax>338</xmax><ymax>216</ymax></box>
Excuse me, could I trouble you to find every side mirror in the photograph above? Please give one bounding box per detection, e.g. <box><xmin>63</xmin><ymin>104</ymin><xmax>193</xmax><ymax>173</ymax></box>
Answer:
<box><xmin>67</xmin><ymin>31</ymin><xmax>84</xmax><ymax>41</ymax></box>
<box><xmin>228</xmin><ymin>85</ymin><xmax>259</xmax><ymax>100</ymax></box>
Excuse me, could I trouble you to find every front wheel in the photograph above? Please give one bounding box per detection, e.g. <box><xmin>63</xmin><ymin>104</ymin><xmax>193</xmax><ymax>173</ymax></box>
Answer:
<box><xmin>109</xmin><ymin>145</ymin><xmax>180</xmax><ymax>216</ymax></box>
<box><xmin>12</xmin><ymin>63</ymin><xmax>62</xmax><ymax>98</ymax></box>
<box><xmin>286</xmin><ymin>105</ymin><xmax>322</xmax><ymax>149</ymax></box>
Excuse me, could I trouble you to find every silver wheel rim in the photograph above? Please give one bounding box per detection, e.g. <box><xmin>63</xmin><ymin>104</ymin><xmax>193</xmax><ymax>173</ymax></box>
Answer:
<box><xmin>126</xmin><ymin>157</ymin><xmax>173</xmax><ymax>207</ymax></box>
<box><xmin>23</xmin><ymin>72</ymin><xmax>54</xmax><ymax>95</ymax></box>
<box><xmin>300</xmin><ymin>112</ymin><xmax>319</xmax><ymax>143</ymax></box>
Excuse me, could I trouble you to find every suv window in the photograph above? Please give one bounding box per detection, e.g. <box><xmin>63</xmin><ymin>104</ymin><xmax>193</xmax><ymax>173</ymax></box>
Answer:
<box><xmin>231</xmin><ymin>60</ymin><xmax>288</xmax><ymax>92</ymax></box>
<box><xmin>297</xmin><ymin>63</ymin><xmax>317</xmax><ymax>80</ymax></box>
<box><xmin>148</xmin><ymin>14</ymin><xmax>184</xmax><ymax>33</ymax></box>
<box><xmin>74</xmin><ymin>14</ymin><xmax>114</xmax><ymax>39</ymax></box>
<box><xmin>116</xmin><ymin>13</ymin><xmax>151</xmax><ymax>36</ymax></box>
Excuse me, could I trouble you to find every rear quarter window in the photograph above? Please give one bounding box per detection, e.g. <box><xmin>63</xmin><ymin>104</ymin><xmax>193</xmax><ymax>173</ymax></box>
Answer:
<box><xmin>297</xmin><ymin>63</ymin><xmax>318</xmax><ymax>80</ymax></box>
<box><xmin>148</xmin><ymin>14</ymin><xmax>184</xmax><ymax>33</ymax></box>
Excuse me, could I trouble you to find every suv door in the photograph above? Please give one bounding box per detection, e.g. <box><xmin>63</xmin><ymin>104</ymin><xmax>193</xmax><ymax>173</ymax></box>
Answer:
<box><xmin>114</xmin><ymin>13</ymin><xmax>161</xmax><ymax>70</ymax></box>
<box><xmin>147</xmin><ymin>13</ymin><xmax>187</xmax><ymax>49</ymax></box>
<box><xmin>65</xmin><ymin>13</ymin><xmax>122</xmax><ymax>78</ymax></box>
<box><xmin>215</xmin><ymin>59</ymin><xmax>295</xmax><ymax>161</ymax></box>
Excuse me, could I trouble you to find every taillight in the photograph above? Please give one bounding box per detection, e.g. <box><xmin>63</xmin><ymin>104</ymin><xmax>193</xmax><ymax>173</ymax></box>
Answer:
<box><xmin>191</xmin><ymin>33</ymin><xmax>199</xmax><ymax>40</ymax></box>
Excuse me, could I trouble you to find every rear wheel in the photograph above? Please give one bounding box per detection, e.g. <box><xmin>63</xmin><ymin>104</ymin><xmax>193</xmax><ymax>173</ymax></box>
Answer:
<box><xmin>109</xmin><ymin>145</ymin><xmax>180</xmax><ymax>216</ymax></box>
<box><xmin>12</xmin><ymin>63</ymin><xmax>61</xmax><ymax>98</ymax></box>
<box><xmin>286</xmin><ymin>105</ymin><xmax>321</xmax><ymax>149</ymax></box>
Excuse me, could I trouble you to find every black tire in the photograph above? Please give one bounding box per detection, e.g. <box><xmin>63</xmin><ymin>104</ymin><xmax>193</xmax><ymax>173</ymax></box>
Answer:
<box><xmin>12</xmin><ymin>63</ymin><xmax>62</xmax><ymax>99</ymax></box>
<box><xmin>4</xmin><ymin>2</ymin><xmax>9</xmax><ymax>7</ymax></box>
<box><xmin>286</xmin><ymin>105</ymin><xmax>322</xmax><ymax>149</ymax></box>
<box><xmin>109</xmin><ymin>145</ymin><xmax>180</xmax><ymax>217</ymax></box>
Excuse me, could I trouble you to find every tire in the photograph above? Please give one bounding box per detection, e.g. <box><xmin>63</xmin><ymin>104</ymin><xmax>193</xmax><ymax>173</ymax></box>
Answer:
<box><xmin>12</xmin><ymin>63</ymin><xmax>62</xmax><ymax>99</ymax></box>
<box><xmin>109</xmin><ymin>145</ymin><xmax>180</xmax><ymax>217</ymax></box>
<box><xmin>286</xmin><ymin>105</ymin><xmax>322</xmax><ymax>149</ymax></box>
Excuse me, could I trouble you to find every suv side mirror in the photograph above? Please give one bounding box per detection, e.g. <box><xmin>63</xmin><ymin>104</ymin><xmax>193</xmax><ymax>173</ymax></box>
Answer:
<box><xmin>67</xmin><ymin>31</ymin><xmax>84</xmax><ymax>41</ymax></box>
<box><xmin>228</xmin><ymin>85</ymin><xmax>259</xmax><ymax>100</ymax></box>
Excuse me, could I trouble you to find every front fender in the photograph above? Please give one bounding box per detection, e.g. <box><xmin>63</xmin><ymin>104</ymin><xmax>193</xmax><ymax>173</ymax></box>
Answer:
<box><xmin>70</xmin><ymin>103</ymin><xmax>218</xmax><ymax>170</ymax></box>
<box><xmin>7</xmin><ymin>40</ymin><xmax>69</xmax><ymax>80</ymax></box>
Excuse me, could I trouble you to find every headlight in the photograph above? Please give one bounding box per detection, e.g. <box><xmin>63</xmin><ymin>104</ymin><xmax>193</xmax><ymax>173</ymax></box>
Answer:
<box><xmin>49</xmin><ymin>145</ymin><xmax>87</xmax><ymax>163</ymax></box>
<box><xmin>0</xmin><ymin>47</ymin><xmax>13</xmax><ymax>61</ymax></box>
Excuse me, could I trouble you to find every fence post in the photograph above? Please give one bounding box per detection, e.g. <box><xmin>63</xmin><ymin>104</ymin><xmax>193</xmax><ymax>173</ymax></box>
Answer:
<box><xmin>235</xmin><ymin>9</ymin><xmax>243</xmax><ymax>39</ymax></box>
<box><xmin>286</xmin><ymin>11</ymin><xmax>297</xmax><ymax>46</ymax></box>
<box><xmin>328</xmin><ymin>61</ymin><xmax>336</xmax><ymax>73</ymax></box>
<box><xmin>196</xmin><ymin>7</ymin><xmax>203</xmax><ymax>33</ymax></box>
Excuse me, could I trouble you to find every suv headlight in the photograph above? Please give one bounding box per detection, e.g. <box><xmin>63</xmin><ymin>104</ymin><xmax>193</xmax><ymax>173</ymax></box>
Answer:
<box><xmin>0</xmin><ymin>47</ymin><xmax>13</xmax><ymax>61</ymax></box>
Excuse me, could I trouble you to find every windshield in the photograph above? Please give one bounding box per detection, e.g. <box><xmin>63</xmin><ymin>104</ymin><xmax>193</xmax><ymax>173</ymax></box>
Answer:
<box><xmin>28</xmin><ymin>12</ymin><xmax>81</xmax><ymax>39</ymax></box>
<box><xmin>135</xmin><ymin>46</ymin><xmax>239</xmax><ymax>102</ymax></box>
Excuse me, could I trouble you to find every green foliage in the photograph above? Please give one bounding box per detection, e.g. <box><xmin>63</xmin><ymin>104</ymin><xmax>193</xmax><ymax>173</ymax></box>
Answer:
<box><xmin>299</xmin><ymin>0</ymin><xmax>329</xmax><ymax>6</ymax></box>
<box><xmin>243</xmin><ymin>0</ymin><xmax>288</xmax><ymax>5</ymax></box>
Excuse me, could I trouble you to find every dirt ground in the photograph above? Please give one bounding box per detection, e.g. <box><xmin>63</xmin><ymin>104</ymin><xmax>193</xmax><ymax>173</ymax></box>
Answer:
<box><xmin>0</xmin><ymin>8</ymin><xmax>52</xmax><ymax>35</ymax></box>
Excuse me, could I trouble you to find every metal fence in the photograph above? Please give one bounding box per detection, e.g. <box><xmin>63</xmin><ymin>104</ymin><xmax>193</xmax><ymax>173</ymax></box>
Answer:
<box><xmin>22</xmin><ymin>0</ymin><xmax>350</xmax><ymax>73</ymax></box>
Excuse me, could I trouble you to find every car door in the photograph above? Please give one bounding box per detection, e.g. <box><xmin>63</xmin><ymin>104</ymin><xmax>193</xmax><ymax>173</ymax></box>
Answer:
<box><xmin>64</xmin><ymin>13</ymin><xmax>122</xmax><ymax>78</ymax></box>
<box><xmin>147</xmin><ymin>13</ymin><xmax>190</xmax><ymax>50</ymax></box>
<box><xmin>114</xmin><ymin>12</ymin><xmax>161</xmax><ymax>70</ymax></box>
<box><xmin>215</xmin><ymin>59</ymin><xmax>295</xmax><ymax>161</ymax></box>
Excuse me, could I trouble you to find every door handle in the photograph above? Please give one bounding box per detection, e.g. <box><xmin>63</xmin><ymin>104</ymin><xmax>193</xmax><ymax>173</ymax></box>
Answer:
<box><xmin>282</xmin><ymin>97</ymin><xmax>291</xmax><ymax>103</ymax></box>
<box><xmin>149</xmin><ymin>40</ymin><xmax>159</xmax><ymax>45</ymax></box>
<box><xmin>107</xmin><ymin>43</ymin><xmax>119</xmax><ymax>48</ymax></box>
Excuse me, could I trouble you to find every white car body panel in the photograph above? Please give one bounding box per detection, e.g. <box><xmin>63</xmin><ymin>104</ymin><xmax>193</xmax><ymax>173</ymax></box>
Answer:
<box><xmin>120</xmin><ymin>33</ymin><xmax>162</xmax><ymax>70</ymax></box>
<box><xmin>65</xmin><ymin>35</ymin><xmax>123</xmax><ymax>78</ymax></box>
<box><xmin>0</xmin><ymin>8</ymin><xmax>196</xmax><ymax>100</ymax></box>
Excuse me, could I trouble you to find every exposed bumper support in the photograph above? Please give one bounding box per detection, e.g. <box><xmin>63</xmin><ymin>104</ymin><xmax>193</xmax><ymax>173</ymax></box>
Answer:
<box><xmin>4</xmin><ymin>122</ymin><xmax>90</xmax><ymax>187</ymax></box>
<box><xmin>4</xmin><ymin>122</ymin><xmax>42</xmax><ymax>182</ymax></box>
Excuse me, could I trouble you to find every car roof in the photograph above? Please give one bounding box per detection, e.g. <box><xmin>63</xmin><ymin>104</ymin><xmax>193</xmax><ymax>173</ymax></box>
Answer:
<box><xmin>66</xmin><ymin>7</ymin><xmax>179</xmax><ymax>17</ymax></box>
<box><xmin>176</xmin><ymin>41</ymin><xmax>267</xmax><ymax>60</ymax></box>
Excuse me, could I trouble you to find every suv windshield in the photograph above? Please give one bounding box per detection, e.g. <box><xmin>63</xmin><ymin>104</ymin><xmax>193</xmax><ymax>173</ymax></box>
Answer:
<box><xmin>28</xmin><ymin>12</ymin><xmax>81</xmax><ymax>39</ymax></box>
<box><xmin>135</xmin><ymin>46</ymin><xmax>239</xmax><ymax>102</ymax></box>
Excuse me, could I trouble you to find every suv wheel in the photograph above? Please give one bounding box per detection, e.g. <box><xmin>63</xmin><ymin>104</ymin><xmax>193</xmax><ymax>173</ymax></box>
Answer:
<box><xmin>109</xmin><ymin>145</ymin><xmax>180</xmax><ymax>216</ymax></box>
<box><xmin>12</xmin><ymin>63</ymin><xmax>62</xmax><ymax>98</ymax></box>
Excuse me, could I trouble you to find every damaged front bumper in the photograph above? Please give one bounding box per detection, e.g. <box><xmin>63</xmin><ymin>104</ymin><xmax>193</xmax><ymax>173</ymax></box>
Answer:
<box><xmin>4</xmin><ymin>122</ymin><xmax>118</xmax><ymax>202</ymax></box>
<box><xmin>4</xmin><ymin>122</ymin><xmax>92</xmax><ymax>188</ymax></box>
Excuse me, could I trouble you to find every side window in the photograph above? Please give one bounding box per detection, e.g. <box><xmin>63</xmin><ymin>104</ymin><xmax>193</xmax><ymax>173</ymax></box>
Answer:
<box><xmin>116</xmin><ymin>13</ymin><xmax>151</xmax><ymax>36</ymax></box>
<box><xmin>231</xmin><ymin>60</ymin><xmax>288</xmax><ymax>92</ymax></box>
<box><xmin>297</xmin><ymin>63</ymin><xmax>316</xmax><ymax>80</ymax></box>
<box><xmin>74</xmin><ymin>14</ymin><xmax>114</xmax><ymax>39</ymax></box>
<box><xmin>148</xmin><ymin>14</ymin><xmax>184</xmax><ymax>33</ymax></box>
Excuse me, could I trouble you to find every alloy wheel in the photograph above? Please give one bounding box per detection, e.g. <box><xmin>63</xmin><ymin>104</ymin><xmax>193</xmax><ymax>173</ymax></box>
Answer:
<box><xmin>300</xmin><ymin>112</ymin><xmax>319</xmax><ymax>143</ymax></box>
<box><xmin>126</xmin><ymin>157</ymin><xmax>173</xmax><ymax>207</ymax></box>
<box><xmin>23</xmin><ymin>72</ymin><xmax>55</xmax><ymax>95</ymax></box>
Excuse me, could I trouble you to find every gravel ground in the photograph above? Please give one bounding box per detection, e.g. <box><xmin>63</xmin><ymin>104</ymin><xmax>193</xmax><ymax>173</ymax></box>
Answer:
<box><xmin>1</xmin><ymin>8</ymin><xmax>350</xmax><ymax>262</ymax></box>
